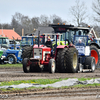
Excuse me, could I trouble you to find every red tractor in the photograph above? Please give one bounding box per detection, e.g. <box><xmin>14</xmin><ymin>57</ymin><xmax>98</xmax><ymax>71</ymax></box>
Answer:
<box><xmin>22</xmin><ymin>25</ymin><xmax>79</xmax><ymax>73</ymax></box>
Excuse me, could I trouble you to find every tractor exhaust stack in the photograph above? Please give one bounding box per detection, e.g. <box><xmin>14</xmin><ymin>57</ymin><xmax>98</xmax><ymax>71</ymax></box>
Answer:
<box><xmin>38</xmin><ymin>31</ymin><xmax>40</xmax><ymax>47</ymax></box>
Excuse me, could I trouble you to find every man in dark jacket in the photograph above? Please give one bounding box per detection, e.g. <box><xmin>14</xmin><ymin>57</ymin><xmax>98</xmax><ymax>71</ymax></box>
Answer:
<box><xmin>45</xmin><ymin>37</ymin><xmax>53</xmax><ymax>56</ymax></box>
<box><xmin>45</xmin><ymin>37</ymin><xmax>52</xmax><ymax>49</ymax></box>
<box><xmin>76</xmin><ymin>39</ymin><xmax>85</xmax><ymax>46</ymax></box>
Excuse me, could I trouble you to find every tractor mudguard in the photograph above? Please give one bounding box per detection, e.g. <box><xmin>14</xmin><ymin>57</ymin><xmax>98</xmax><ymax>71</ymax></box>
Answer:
<box><xmin>56</xmin><ymin>45</ymin><xmax>68</xmax><ymax>49</ymax></box>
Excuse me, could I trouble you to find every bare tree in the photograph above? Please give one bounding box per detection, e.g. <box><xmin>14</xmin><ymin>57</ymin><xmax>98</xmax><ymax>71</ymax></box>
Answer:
<box><xmin>31</xmin><ymin>17</ymin><xmax>40</xmax><ymax>29</ymax></box>
<box><xmin>50</xmin><ymin>14</ymin><xmax>67</xmax><ymax>24</ymax></box>
<box><xmin>39</xmin><ymin>15</ymin><xmax>51</xmax><ymax>26</ymax></box>
<box><xmin>9</xmin><ymin>12</ymin><xmax>69</xmax><ymax>36</ymax></box>
<box><xmin>70</xmin><ymin>0</ymin><xmax>87</xmax><ymax>26</ymax></box>
<box><xmin>92</xmin><ymin>0</ymin><xmax>100</xmax><ymax>22</ymax></box>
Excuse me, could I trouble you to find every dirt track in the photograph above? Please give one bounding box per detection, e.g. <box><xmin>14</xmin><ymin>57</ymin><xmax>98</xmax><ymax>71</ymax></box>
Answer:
<box><xmin>0</xmin><ymin>67</ymin><xmax>100</xmax><ymax>100</ymax></box>
<box><xmin>0</xmin><ymin>67</ymin><xmax>100</xmax><ymax>82</ymax></box>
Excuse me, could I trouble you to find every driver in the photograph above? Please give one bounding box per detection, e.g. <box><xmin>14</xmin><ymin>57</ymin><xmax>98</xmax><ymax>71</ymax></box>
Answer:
<box><xmin>45</xmin><ymin>37</ymin><xmax>53</xmax><ymax>57</ymax></box>
<box><xmin>76</xmin><ymin>39</ymin><xmax>85</xmax><ymax>46</ymax></box>
<box><xmin>45</xmin><ymin>37</ymin><xmax>52</xmax><ymax>49</ymax></box>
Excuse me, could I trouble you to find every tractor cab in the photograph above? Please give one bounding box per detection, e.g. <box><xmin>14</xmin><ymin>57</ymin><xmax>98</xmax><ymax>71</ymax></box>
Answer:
<box><xmin>74</xmin><ymin>35</ymin><xmax>90</xmax><ymax>56</ymax></box>
<box><xmin>0</xmin><ymin>37</ymin><xmax>9</xmax><ymax>49</ymax></box>
<box><xmin>73</xmin><ymin>35</ymin><xmax>96</xmax><ymax>72</ymax></box>
<box><xmin>21</xmin><ymin>36</ymin><xmax>46</xmax><ymax>48</ymax></box>
<box><xmin>21</xmin><ymin>36</ymin><xmax>37</xmax><ymax>47</ymax></box>
<box><xmin>49</xmin><ymin>24</ymin><xmax>74</xmax><ymax>46</ymax></box>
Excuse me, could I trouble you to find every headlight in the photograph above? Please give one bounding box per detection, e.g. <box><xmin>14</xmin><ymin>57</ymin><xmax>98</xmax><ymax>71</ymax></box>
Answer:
<box><xmin>18</xmin><ymin>51</ymin><xmax>22</xmax><ymax>57</ymax></box>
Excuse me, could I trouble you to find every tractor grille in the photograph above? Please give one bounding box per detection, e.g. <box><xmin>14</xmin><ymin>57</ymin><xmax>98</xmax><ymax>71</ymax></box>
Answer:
<box><xmin>34</xmin><ymin>48</ymin><xmax>42</xmax><ymax>59</ymax></box>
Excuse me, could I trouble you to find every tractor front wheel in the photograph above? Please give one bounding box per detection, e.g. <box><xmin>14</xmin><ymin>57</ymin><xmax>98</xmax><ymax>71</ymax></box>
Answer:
<box><xmin>49</xmin><ymin>59</ymin><xmax>56</xmax><ymax>73</ymax></box>
<box><xmin>85</xmin><ymin>57</ymin><xmax>96</xmax><ymax>72</ymax></box>
<box><xmin>23</xmin><ymin>58</ymin><xmax>30</xmax><ymax>73</ymax></box>
<box><xmin>78</xmin><ymin>63</ymin><xmax>83</xmax><ymax>73</ymax></box>
<box><xmin>7</xmin><ymin>54</ymin><xmax>17</xmax><ymax>64</ymax></box>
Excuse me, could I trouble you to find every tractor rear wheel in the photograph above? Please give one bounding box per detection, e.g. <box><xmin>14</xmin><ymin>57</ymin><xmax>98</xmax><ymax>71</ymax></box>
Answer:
<box><xmin>66</xmin><ymin>48</ymin><xmax>78</xmax><ymax>73</ymax></box>
<box><xmin>90</xmin><ymin>45</ymin><xmax>99</xmax><ymax>68</ymax></box>
<box><xmin>85</xmin><ymin>57</ymin><xmax>96</xmax><ymax>72</ymax></box>
<box><xmin>22</xmin><ymin>46</ymin><xmax>33</xmax><ymax>60</ymax></box>
<box><xmin>23</xmin><ymin>58</ymin><xmax>30</xmax><ymax>73</ymax></box>
<box><xmin>56</xmin><ymin>48</ymin><xmax>68</xmax><ymax>73</ymax></box>
<box><xmin>49</xmin><ymin>59</ymin><xmax>56</xmax><ymax>73</ymax></box>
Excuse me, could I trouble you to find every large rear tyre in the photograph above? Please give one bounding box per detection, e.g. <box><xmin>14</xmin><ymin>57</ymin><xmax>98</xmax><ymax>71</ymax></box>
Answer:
<box><xmin>56</xmin><ymin>48</ymin><xmax>68</xmax><ymax>73</ymax></box>
<box><xmin>49</xmin><ymin>59</ymin><xmax>56</xmax><ymax>73</ymax></box>
<box><xmin>90</xmin><ymin>46</ymin><xmax>99</xmax><ymax>68</ymax></box>
<box><xmin>66</xmin><ymin>48</ymin><xmax>78</xmax><ymax>73</ymax></box>
<box><xmin>22</xmin><ymin>46</ymin><xmax>33</xmax><ymax>60</ymax></box>
<box><xmin>85</xmin><ymin>57</ymin><xmax>96</xmax><ymax>72</ymax></box>
<box><xmin>23</xmin><ymin>58</ymin><xmax>30</xmax><ymax>73</ymax></box>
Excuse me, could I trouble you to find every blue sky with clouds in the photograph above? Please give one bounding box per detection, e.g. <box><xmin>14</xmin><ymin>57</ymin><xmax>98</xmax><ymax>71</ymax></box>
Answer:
<box><xmin>0</xmin><ymin>0</ymin><xmax>94</xmax><ymax>24</ymax></box>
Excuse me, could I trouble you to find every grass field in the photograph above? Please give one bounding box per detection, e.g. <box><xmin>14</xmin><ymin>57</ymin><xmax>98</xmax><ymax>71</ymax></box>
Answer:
<box><xmin>0</xmin><ymin>64</ymin><xmax>22</xmax><ymax>68</ymax></box>
<box><xmin>0</xmin><ymin>77</ymin><xmax>93</xmax><ymax>86</ymax></box>
<box><xmin>0</xmin><ymin>78</ymin><xmax>99</xmax><ymax>92</ymax></box>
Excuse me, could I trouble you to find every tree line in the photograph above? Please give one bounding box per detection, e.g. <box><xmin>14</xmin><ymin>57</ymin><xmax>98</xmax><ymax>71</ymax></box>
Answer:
<box><xmin>0</xmin><ymin>13</ymin><xmax>67</xmax><ymax>36</ymax></box>
<box><xmin>0</xmin><ymin>0</ymin><xmax>100</xmax><ymax>36</ymax></box>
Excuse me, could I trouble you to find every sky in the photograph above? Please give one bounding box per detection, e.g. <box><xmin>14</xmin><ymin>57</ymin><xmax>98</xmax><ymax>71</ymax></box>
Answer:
<box><xmin>0</xmin><ymin>0</ymin><xmax>94</xmax><ymax>25</ymax></box>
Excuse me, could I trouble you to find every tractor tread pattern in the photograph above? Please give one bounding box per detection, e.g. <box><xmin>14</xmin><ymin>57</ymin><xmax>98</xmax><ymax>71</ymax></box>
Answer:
<box><xmin>22</xmin><ymin>46</ymin><xmax>33</xmax><ymax>59</ymax></box>
<box><xmin>66</xmin><ymin>48</ymin><xmax>78</xmax><ymax>73</ymax></box>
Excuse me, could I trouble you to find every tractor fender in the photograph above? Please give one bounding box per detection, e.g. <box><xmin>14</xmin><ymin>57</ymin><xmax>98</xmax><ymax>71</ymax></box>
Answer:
<box><xmin>89</xmin><ymin>43</ymin><xmax>100</xmax><ymax>49</ymax></box>
<box><xmin>56</xmin><ymin>45</ymin><xmax>68</xmax><ymax>49</ymax></box>
<box><xmin>33</xmin><ymin>45</ymin><xmax>44</xmax><ymax>48</ymax></box>
<box><xmin>55</xmin><ymin>46</ymin><xmax>68</xmax><ymax>60</ymax></box>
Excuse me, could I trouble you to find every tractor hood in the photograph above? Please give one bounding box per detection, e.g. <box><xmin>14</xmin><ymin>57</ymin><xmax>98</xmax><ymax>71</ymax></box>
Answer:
<box><xmin>6</xmin><ymin>49</ymin><xmax>20</xmax><ymax>54</ymax></box>
<box><xmin>33</xmin><ymin>45</ymin><xmax>44</xmax><ymax>48</ymax></box>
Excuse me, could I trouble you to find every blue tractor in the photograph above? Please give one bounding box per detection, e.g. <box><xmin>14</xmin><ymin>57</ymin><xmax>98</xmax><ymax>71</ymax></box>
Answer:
<box><xmin>74</xmin><ymin>35</ymin><xmax>96</xmax><ymax>72</ymax></box>
<box><xmin>50</xmin><ymin>25</ymin><xmax>99</xmax><ymax>68</ymax></box>
<box><xmin>0</xmin><ymin>37</ymin><xmax>22</xmax><ymax>64</ymax></box>
<box><xmin>3</xmin><ymin>49</ymin><xmax>22</xmax><ymax>64</ymax></box>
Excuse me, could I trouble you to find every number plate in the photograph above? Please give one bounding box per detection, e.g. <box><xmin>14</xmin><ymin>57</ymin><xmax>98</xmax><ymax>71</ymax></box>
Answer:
<box><xmin>34</xmin><ymin>56</ymin><xmax>40</xmax><ymax>59</ymax></box>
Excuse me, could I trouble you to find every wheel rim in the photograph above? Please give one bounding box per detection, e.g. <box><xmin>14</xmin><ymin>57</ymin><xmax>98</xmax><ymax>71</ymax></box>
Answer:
<box><xmin>26</xmin><ymin>66</ymin><xmax>30</xmax><ymax>71</ymax></box>
<box><xmin>73</xmin><ymin>52</ymin><xmax>77</xmax><ymax>69</ymax></box>
<box><xmin>79</xmin><ymin>64</ymin><xmax>83</xmax><ymax>72</ymax></box>
<box><xmin>52</xmin><ymin>61</ymin><xmax>55</xmax><ymax>73</ymax></box>
<box><xmin>91</xmin><ymin>50</ymin><xmax>98</xmax><ymax>64</ymax></box>
<box><xmin>91</xmin><ymin>59</ymin><xmax>95</xmax><ymax>71</ymax></box>
<box><xmin>8</xmin><ymin>56</ymin><xmax>14</xmax><ymax>64</ymax></box>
